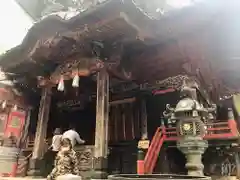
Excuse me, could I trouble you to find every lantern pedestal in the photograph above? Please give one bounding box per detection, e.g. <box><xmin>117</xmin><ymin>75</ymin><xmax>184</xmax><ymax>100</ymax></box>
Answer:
<box><xmin>177</xmin><ymin>137</ymin><xmax>208</xmax><ymax>176</ymax></box>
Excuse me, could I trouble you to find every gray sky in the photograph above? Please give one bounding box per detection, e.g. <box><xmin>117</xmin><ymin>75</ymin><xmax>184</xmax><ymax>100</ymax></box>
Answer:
<box><xmin>0</xmin><ymin>0</ymin><xmax>33</xmax><ymax>54</ymax></box>
<box><xmin>0</xmin><ymin>0</ymin><xmax>195</xmax><ymax>54</ymax></box>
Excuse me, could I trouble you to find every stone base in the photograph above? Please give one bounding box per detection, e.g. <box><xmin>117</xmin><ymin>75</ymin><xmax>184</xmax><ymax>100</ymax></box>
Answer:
<box><xmin>92</xmin><ymin>157</ymin><xmax>108</xmax><ymax>179</ymax></box>
<box><xmin>27</xmin><ymin>158</ymin><xmax>45</xmax><ymax>177</ymax></box>
<box><xmin>177</xmin><ymin>138</ymin><xmax>208</xmax><ymax>176</ymax></box>
<box><xmin>91</xmin><ymin>171</ymin><xmax>108</xmax><ymax>179</ymax></box>
<box><xmin>212</xmin><ymin>176</ymin><xmax>237</xmax><ymax>180</ymax></box>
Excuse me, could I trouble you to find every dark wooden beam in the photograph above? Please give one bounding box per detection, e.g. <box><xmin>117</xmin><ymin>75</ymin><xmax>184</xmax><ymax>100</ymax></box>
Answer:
<box><xmin>32</xmin><ymin>86</ymin><xmax>51</xmax><ymax>158</ymax></box>
<box><xmin>140</xmin><ymin>99</ymin><xmax>148</xmax><ymax>140</ymax></box>
<box><xmin>109</xmin><ymin>97</ymin><xmax>135</xmax><ymax>105</ymax></box>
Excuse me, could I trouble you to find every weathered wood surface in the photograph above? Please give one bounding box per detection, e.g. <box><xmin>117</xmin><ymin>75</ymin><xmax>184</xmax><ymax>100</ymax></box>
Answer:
<box><xmin>32</xmin><ymin>87</ymin><xmax>51</xmax><ymax>159</ymax></box>
<box><xmin>108</xmin><ymin>99</ymin><xmax>140</xmax><ymax>143</ymax></box>
<box><xmin>94</xmin><ymin>69</ymin><xmax>109</xmax><ymax>159</ymax></box>
<box><xmin>140</xmin><ymin>99</ymin><xmax>148</xmax><ymax>140</ymax></box>
<box><xmin>92</xmin><ymin>69</ymin><xmax>109</xmax><ymax>178</ymax></box>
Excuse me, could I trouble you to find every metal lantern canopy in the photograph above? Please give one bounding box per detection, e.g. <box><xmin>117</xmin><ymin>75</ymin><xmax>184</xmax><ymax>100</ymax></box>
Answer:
<box><xmin>174</xmin><ymin>97</ymin><xmax>207</xmax><ymax>137</ymax></box>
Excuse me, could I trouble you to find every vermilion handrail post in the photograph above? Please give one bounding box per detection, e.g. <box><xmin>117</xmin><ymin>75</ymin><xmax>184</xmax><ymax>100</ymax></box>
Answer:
<box><xmin>148</xmin><ymin>127</ymin><xmax>165</xmax><ymax>173</ymax></box>
<box><xmin>228</xmin><ymin>119</ymin><xmax>238</xmax><ymax>136</ymax></box>
<box><xmin>137</xmin><ymin>149</ymin><xmax>145</xmax><ymax>174</ymax></box>
<box><xmin>144</xmin><ymin>128</ymin><xmax>160</xmax><ymax>162</ymax></box>
<box><xmin>147</xmin><ymin>125</ymin><xmax>166</xmax><ymax>173</ymax></box>
<box><xmin>228</xmin><ymin>108</ymin><xmax>239</xmax><ymax>136</ymax></box>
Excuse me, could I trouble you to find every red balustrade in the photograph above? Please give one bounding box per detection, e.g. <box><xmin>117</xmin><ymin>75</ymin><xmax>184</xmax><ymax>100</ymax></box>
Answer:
<box><xmin>163</xmin><ymin>120</ymin><xmax>239</xmax><ymax>141</ymax></box>
<box><xmin>139</xmin><ymin>119</ymin><xmax>239</xmax><ymax>174</ymax></box>
<box><xmin>144</xmin><ymin>127</ymin><xmax>165</xmax><ymax>174</ymax></box>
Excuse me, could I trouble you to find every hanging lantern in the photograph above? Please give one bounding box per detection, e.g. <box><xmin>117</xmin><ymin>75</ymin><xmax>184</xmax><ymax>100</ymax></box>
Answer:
<box><xmin>72</xmin><ymin>71</ymin><xmax>80</xmax><ymax>88</ymax></box>
<box><xmin>13</xmin><ymin>104</ymin><xmax>17</xmax><ymax>111</ymax></box>
<box><xmin>1</xmin><ymin>100</ymin><xmax>6</xmax><ymax>109</ymax></box>
<box><xmin>57</xmin><ymin>75</ymin><xmax>65</xmax><ymax>91</ymax></box>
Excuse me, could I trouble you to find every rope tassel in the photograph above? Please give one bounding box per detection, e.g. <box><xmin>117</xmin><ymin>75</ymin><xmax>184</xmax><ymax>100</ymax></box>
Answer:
<box><xmin>72</xmin><ymin>73</ymin><xmax>80</xmax><ymax>88</ymax></box>
<box><xmin>13</xmin><ymin>104</ymin><xmax>17</xmax><ymax>111</ymax></box>
<box><xmin>1</xmin><ymin>100</ymin><xmax>6</xmax><ymax>109</ymax></box>
<box><xmin>57</xmin><ymin>76</ymin><xmax>64</xmax><ymax>91</ymax></box>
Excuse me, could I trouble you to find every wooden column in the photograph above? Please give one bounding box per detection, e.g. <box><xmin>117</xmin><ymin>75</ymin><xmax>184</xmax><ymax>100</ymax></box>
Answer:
<box><xmin>19</xmin><ymin>108</ymin><xmax>31</xmax><ymax>148</ymax></box>
<box><xmin>235</xmin><ymin>152</ymin><xmax>240</xmax><ymax>179</ymax></box>
<box><xmin>93</xmin><ymin>69</ymin><xmax>109</xmax><ymax>179</ymax></box>
<box><xmin>28</xmin><ymin>86</ymin><xmax>52</xmax><ymax>176</ymax></box>
<box><xmin>141</xmin><ymin>99</ymin><xmax>148</xmax><ymax>140</ymax></box>
<box><xmin>137</xmin><ymin>99</ymin><xmax>148</xmax><ymax>174</ymax></box>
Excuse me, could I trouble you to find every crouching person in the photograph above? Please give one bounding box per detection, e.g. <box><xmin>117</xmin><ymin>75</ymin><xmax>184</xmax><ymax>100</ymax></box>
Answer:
<box><xmin>47</xmin><ymin>138</ymin><xmax>81</xmax><ymax>180</ymax></box>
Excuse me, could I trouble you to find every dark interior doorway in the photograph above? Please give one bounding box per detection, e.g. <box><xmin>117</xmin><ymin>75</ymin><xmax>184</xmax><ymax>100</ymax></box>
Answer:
<box><xmin>47</xmin><ymin>77</ymin><xmax>96</xmax><ymax>145</ymax></box>
<box><xmin>146</xmin><ymin>91</ymin><xmax>179</xmax><ymax>139</ymax></box>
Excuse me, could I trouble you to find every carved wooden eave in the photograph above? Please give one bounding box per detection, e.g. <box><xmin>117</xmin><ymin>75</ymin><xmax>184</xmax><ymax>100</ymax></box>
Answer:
<box><xmin>37</xmin><ymin>55</ymin><xmax>133</xmax><ymax>87</ymax></box>
<box><xmin>38</xmin><ymin>57</ymin><xmax>100</xmax><ymax>86</ymax></box>
<box><xmin>0</xmin><ymin>0</ymin><xmax>234</xmax><ymax>102</ymax></box>
<box><xmin>0</xmin><ymin>0</ymin><xmax>225</xmax><ymax>70</ymax></box>
<box><xmin>0</xmin><ymin>83</ymin><xmax>27</xmax><ymax>108</ymax></box>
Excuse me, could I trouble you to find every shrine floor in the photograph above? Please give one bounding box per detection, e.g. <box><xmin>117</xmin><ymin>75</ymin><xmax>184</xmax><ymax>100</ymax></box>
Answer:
<box><xmin>0</xmin><ymin>176</ymin><xmax>238</xmax><ymax>180</ymax></box>
<box><xmin>0</xmin><ymin>178</ymin><xmax>45</xmax><ymax>180</ymax></box>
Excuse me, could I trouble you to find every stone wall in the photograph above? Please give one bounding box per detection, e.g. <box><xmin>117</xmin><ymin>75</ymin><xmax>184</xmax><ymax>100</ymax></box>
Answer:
<box><xmin>75</xmin><ymin>143</ymin><xmax>138</xmax><ymax>177</ymax></box>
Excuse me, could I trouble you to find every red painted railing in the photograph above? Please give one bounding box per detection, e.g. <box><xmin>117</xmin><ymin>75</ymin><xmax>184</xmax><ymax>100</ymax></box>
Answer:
<box><xmin>164</xmin><ymin>119</ymin><xmax>239</xmax><ymax>141</ymax></box>
<box><xmin>144</xmin><ymin>127</ymin><xmax>165</xmax><ymax>174</ymax></box>
<box><xmin>140</xmin><ymin>119</ymin><xmax>239</xmax><ymax>174</ymax></box>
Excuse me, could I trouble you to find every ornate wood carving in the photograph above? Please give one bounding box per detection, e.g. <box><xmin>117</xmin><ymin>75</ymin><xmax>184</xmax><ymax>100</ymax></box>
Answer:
<box><xmin>75</xmin><ymin>145</ymin><xmax>94</xmax><ymax>171</ymax></box>
<box><xmin>56</xmin><ymin>99</ymin><xmax>83</xmax><ymax>110</ymax></box>
<box><xmin>50</xmin><ymin>57</ymin><xmax>102</xmax><ymax>83</ymax></box>
<box><xmin>38</xmin><ymin>57</ymin><xmax>104</xmax><ymax>86</ymax></box>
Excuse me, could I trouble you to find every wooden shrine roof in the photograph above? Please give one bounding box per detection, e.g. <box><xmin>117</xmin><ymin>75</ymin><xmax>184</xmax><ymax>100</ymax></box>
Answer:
<box><xmin>0</xmin><ymin>0</ymin><xmax>237</xmax><ymax>102</ymax></box>
<box><xmin>0</xmin><ymin>0</ymin><xmax>223</xmax><ymax>70</ymax></box>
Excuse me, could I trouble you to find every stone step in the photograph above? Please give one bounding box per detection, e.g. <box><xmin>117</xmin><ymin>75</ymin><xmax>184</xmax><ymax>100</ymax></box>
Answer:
<box><xmin>212</xmin><ymin>176</ymin><xmax>238</xmax><ymax>180</ymax></box>
<box><xmin>0</xmin><ymin>178</ymin><xmax>45</xmax><ymax>180</ymax></box>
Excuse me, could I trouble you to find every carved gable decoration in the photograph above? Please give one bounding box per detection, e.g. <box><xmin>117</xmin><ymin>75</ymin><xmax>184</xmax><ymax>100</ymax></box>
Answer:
<box><xmin>50</xmin><ymin>57</ymin><xmax>103</xmax><ymax>83</ymax></box>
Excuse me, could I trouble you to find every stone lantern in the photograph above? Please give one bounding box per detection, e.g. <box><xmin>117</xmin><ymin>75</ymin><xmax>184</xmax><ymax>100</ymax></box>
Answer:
<box><xmin>163</xmin><ymin>83</ymin><xmax>216</xmax><ymax>176</ymax></box>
